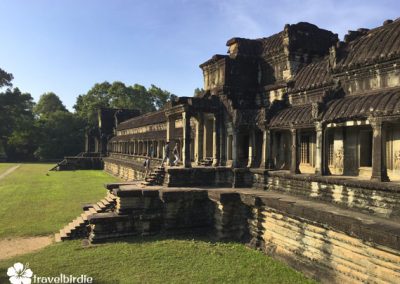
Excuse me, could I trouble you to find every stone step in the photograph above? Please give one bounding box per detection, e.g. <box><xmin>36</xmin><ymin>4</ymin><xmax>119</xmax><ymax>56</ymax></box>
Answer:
<box><xmin>88</xmin><ymin>208</ymin><xmax>97</xmax><ymax>214</ymax></box>
<box><xmin>105</xmin><ymin>196</ymin><xmax>114</xmax><ymax>203</ymax></box>
<box><xmin>56</xmin><ymin>194</ymin><xmax>117</xmax><ymax>242</ymax></box>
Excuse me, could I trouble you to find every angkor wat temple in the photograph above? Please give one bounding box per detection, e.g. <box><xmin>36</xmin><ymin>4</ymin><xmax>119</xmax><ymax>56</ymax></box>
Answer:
<box><xmin>58</xmin><ymin>20</ymin><xmax>400</xmax><ymax>283</ymax></box>
<box><xmin>106</xmin><ymin>20</ymin><xmax>400</xmax><ymax>184</ymax></box>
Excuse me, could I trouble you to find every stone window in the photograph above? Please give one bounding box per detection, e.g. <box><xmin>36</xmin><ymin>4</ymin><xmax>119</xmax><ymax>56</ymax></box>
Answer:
<box><xmin>300</xmin><ymin>134</ymin><xmax>311</xmax><ymax>164</ymax></box>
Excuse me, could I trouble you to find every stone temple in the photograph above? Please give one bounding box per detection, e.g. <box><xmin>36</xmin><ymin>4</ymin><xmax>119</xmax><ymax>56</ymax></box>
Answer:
<box><xmin>56</xmin><ymin>20</ymin><xmax>400</xmax><ymax>283</ymax></box>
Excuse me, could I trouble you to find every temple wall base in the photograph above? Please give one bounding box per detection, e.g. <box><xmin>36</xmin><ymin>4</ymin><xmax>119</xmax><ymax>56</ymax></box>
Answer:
<box><xmin>87</xmin><ymin>186</ymin><xmax>400</xmax><ymax>284</ymax></box>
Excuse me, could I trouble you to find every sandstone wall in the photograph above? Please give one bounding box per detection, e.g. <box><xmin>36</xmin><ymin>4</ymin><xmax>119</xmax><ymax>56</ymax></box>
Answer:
<box><xmin>88</xmin><ymin>187</ymin><xmax>400</xmax><ymax>283</ymax></box>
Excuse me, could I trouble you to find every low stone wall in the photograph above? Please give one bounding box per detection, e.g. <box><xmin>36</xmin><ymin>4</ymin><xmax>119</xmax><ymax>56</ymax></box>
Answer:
<box><xmin>88</xmin><ymin>187</ymin><xmax>400</xmax><ymax>283</ymax></box>
<box><xmin>58</xmin><ymin>157</ymin><xmax>103</xmax><ymax>170</ymax></box>
<box><xmin>253</xmin><ymin>171</ymin><xmax>400</xmax><ymax>220</ymax></box>
<box><xmin>104</xmin><ymin>157</ymin><xmax>162</xmax><ymax>181</ymax></box>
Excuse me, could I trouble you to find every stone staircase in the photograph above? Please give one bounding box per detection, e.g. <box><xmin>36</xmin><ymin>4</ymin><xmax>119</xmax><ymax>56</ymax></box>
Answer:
<box><xmin>141</xmin><ymin>166</ymin><xmax>166</xmax><ymax>186</ymax></box>
<box><xmin>54</xmin><ymin>192</ymin><xmax>117</xmax><ymax>242</ymax></box>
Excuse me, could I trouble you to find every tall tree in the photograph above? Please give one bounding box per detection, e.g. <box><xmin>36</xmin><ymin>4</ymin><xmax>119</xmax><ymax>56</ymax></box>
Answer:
<box><xmin>0</xmin><ymin>87</ymin><xmax>37</xmax><ymax>160</ymax></box>
<box><xmin>34</xmin><ymin>92</ymin><xmax>67</xmax><ymax>118</ymax></box>
<box><xmin>34</xmin><ymin>111</ymin><xmax>84</xmax><ymax>160</ymax></box>
<box><xmin>0</xmin><ymin>68</ymin><xmax>13</xmax><ymax>88</ymax></box>
<box><xmin>74</xmin><ymin>81</ymin><xmax>112</xmax><ymax>126</ymax></box>
<box><xmin>74</xmin><ymin>81</ymin><xmax>175</xmax><ymax>128</ymax></box>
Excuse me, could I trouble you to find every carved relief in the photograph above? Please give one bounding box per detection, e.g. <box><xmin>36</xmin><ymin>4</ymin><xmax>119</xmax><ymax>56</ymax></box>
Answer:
<box><xmin>334</xmin><ymin>148</ymin><xmax>344</xmax><ymax>170</ymax></box>
<box><xmin>394</xmin><ymin>150</ymin><xmax>400</xmax><ymax>170</ymax></box>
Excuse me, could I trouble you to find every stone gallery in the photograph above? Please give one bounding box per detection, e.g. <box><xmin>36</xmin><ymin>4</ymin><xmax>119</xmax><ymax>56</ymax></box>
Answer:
<box><xmin>57</xmin><ymin>20</ymin><xmax>400</xmax><ymax>283</ymax></box>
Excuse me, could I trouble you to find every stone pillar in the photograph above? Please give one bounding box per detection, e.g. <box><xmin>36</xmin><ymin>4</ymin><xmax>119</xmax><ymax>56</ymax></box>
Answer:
<box><xmin>182</xmin><ymin>112</ymin><xmax>192</xmax><ymax>168</ymax></box>
<box><xmin>212</xmin><ymin>114</ymin><xmax>220</xmax><ymax>166</ymax></box>
<box><xmin>315</xmin><ymin>122</ymin><xmax>324</xmax><ymax>175</ymax></box>
<box><xmin>290</xmin><ymin>128</ymin><xmax>300</xmax><ymax>174</ymax></box>
<box><xmin>195</xmin><ymin>114</ymin><xmax>204</xmax><ymax>164</ymax></box>
<box><xmin>166</xmin><ymin>116</ymin><xmax>175</xmax><ymax>165</ymax></box>
<box><xmin>260</xmin><ymin>128</ymin><xmax>272</xmax><ymax>169</ymax></box>
<box><xmin>232</xmin><ymin>129</ymin><xmax>239</xmax><ymax>168</ymax></box>
<box><xmin>219</xmin><ymin>115</ymin><xmax>226</xmax><ymax>166</ymax></box>
<box><xmin>371</xmin><ymin>118</ymin><xmax>389</xmax><ymax>182</ymax></box>
<box><xmin>248</xmin><ymin>129</ymin><xmax>256</xmax><ymax>168</ymax></box>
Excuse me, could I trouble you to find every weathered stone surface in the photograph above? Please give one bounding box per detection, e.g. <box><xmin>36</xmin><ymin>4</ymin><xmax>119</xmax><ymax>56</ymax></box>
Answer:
<box><xmin>84</xmin><ymin>186</ymin><xmax>400</xmax><ymax>283</ymax></box>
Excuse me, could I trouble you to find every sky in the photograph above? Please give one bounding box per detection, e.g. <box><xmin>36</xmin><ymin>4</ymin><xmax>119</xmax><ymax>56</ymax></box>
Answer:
<box><xmin>0</xmin><ymin>0</ymin><xmax>399</xmax><ymax>111</ymax></box>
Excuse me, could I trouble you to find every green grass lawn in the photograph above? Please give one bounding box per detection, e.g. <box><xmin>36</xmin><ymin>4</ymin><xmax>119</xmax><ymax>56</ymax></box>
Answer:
<box><xmin>0</xmin><ymin>163</ymin><xmax>118</xmax><ymax>237</ymax></box>
<box><xmin>0</xmin><ymin>238</ymin><xmax>315</xmax><ymax>284</ymax></box>
<box><xmin>0</xmin><ymin>163</ymin><xmax>17</xmax><ymax>175</ymax></box>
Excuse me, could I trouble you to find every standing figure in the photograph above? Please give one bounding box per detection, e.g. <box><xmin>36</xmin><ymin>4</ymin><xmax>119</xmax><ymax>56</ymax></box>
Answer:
<box><xmin>143</xmin><ymin>153</ymin><xmax>151</xmax><ymax>178</ymax></box>
<box><xmin>161</xmin><ymin>141</ymin><xmax>170</xmax><ymax>167</ymax></box>
<box><xmin>173</xmin><ymin>143</ymin><xmax>180</xmax><ymax>166</ymax></box>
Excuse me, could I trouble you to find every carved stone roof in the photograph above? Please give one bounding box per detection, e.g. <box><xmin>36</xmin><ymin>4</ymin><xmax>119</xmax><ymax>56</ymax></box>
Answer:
<box><xmin>116</xmin><ymin>110</ymin><xmax>166</xmax><ymax>131</ymax></box>
<box><xmin>335</xmin><ymin>18</ymin><xmax>400</xmax><ymax>71</ymax></box>
<box><xmin>258</xmin><ymin>32</ymin><xmax>284</xmax><ymax>57</ymax></box>
<box><xmin>269</xmin><ymin>105</ymin><xmax>313</xmax><ymax>128</ymax></box>
<box><xmin>291</xmin><ymin>57</ymin><xmax>332</xmax><ymax>92</ymax></box>
<box><xmin>322</xmin><ymin>87</ymin><xmax>400</xmax><ymax>122</ymax></box>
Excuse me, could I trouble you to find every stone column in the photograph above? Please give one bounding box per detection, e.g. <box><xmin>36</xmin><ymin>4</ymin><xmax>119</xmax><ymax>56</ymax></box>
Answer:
<box><xmin>212</xmin><ymin>114</ymin><xmax>220</xmax><ymax>166</ymax></box>
<box><xmin>166</xmin><ymin>116</ymin><xmax>175</xmax><ymax>165</ymax></box>
<box><xmin>315</xmin><ymin>122</ymin><xmax>324</xmax><ymax>175</ymax></box>
<box><xmin>182</xmin><ymin>112</ymin><xmax>192</xmax><ymax>168</ymax></box>
<box><xmin>219</xmin><ymin>115</ymin><xmax>226</xmax><ymax>166</ymax></box>
<box><xmin>290</xmin><ymin>128</ymin><xmax>300</xmax><ymax>174</ymax></box>
<box><xmin>195</xmin><ymin>114</ymin><xmax>204</xmax><ymax>164</ymax></box>
<box><xmin>247</xmin><ymin>129</ymin><xmax>256</xmax><ymax>168</ymax></box>
<box><xmin>371</xmin><ymin>118</ymin><xmax>390</xmax><ymax>182</ymax></box>
<box><xmin>260</xmin><ymin>128</ymin><xmax>272</xmax><ymax>169</ymax></box>
<box><xmin>232</xmin><ymin>129</ymin><xmax>238</xmax><ymax>168</ymax></box>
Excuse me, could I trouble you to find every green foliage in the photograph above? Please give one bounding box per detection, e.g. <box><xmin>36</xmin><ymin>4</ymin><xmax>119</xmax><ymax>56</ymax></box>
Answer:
<box><xmin>0</xmin><ymin>66</ymin><xmax>176</xmax><ymax>161</ymax></box>
<box><xmin>194</xmin><ymin>87</ymin><xmax>204</xmax><ymax>97</ymax></box>
<box><xmin>0</xmin><ymin>67</ymin><xmax>13</xmax><ymax>88</ymax></box>
<box><xmin>34</xmin><ymin>92</ymin><xmax>67</xmax><ymax>118</ymax></box>
<box><xmin>74</xmin><ymin>81</ymin><xmax>175</xmax><ymax>127</ymax></box>
<box><xmin>0</xmin><ymin>163</ymin><xmax>118</xmax><ymax>237</ymax></box>
<box><xmin>0</xmin><ymin>239</ymin><xmax>315</xmax><ymax>284</ymax></box>
<box><xmin>0</xmin><ymin>88</ymin><xmax>37</xmax><ymax>161</ymax></box>
<box><xmin>34</xmin><ymin>111</ymin><xmax>85</xmax><ymax>160</ymax></box>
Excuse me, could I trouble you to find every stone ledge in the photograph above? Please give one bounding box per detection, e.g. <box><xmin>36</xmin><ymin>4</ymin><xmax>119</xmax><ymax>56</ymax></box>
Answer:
<box><xmin>265</xmin><ymin>170</ymin><xmax>400</xmax><ymax>192</ymax></box>
<box><xmin>87</xmin><ymin>212</ymin><xmax>130</xmax><ymax>223</ymax></box>
<box><xmin>238</xmin><ymin>190</ymin><xmax>400</xmax><ymax>252</ymax></box>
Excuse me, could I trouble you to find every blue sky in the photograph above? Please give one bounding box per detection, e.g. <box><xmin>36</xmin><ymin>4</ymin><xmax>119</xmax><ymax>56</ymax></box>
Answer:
<box><xmin>0</xmin><ymin>0</ymin><xmax>399</xmax><ymax>110</ymax></box>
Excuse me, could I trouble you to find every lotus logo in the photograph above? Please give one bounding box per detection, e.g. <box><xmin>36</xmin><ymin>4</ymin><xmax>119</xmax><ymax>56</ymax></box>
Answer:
<box><xmin>7</xmin><ymin>263</ymin><xmax>33</xmax><ymax>284</ymax></box>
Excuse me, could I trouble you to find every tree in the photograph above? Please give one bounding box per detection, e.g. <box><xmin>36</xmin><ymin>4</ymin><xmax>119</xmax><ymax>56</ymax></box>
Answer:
<box><xmin>0</xmin><ymin>87</ymin><xmax>37</xmax><ymax>160</ymax></box>
<box><xmin>0</xmin><ymin>68</ymin><xmax>13</xmax><ymax>88</ymax></box>
<box><xmin>74</xmin><ymin>81</ymin><xmax>112</xmax><ymax>126</ymax></box>
<box><xmin>34</xmin><ymin>111</ymin><xmax>85</xmax><ymax>160</ymax></box>
<box><xmin>34</xmin><ymin>92</ymin><xmax>67</xmax><ymax>118</ymax></box>
<box><xmin>193</xmin><ymin>88</ymin><xmax>204</xmax><ymax>97</ymax></box>
<box><xmin>74</xmin><ymin>81</ymin><xmax>176</xmax><ymax>128</ymax></box>
<box><xmin>148</xmin><ymin>84</ymin><xmax>176</xmax><ymax>110</ymax></box>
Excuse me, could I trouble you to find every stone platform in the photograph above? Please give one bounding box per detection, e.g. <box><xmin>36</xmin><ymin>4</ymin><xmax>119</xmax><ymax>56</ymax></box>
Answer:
<box><xmin>86</xmin><ymin>184</ymin><xmax>400</xmax><ymax>284</ymax></box>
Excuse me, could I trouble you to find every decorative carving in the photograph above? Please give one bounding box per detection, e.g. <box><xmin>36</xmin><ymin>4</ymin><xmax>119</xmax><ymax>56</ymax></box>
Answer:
<box><xmin>311</xmin><ymin>102</ymin><xmax>321</xmax><ymax>120</ymax></box>
<box><xmin>334</xmin><ymin>148</ymin><xmax>344</xmax><ymax>170</ymax></box>
<box><xmin>394</xmin><ymin>150</ymin><xmax>400</xmax><ymax>170</ymax></box>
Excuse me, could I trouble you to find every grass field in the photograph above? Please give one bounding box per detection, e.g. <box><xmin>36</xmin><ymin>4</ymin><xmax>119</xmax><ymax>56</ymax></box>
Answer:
<box><xmin>0</xmin><ymin>238</ymin><xmax>315</xmax><ymax>284</ymax></box>
<box><xmin>0</xmin><ymin>163</ymin><xmax>315</xmax><ymax>283</ymax></box>
<box><xmin>0</xmin><ymin>163</ymin><xmax>118</xmax><ymax>237</ymax></box>
<box><xmin>0</xmin><ymin>163</ymin><xmax>17</xmax><ymax>175</ymax></box>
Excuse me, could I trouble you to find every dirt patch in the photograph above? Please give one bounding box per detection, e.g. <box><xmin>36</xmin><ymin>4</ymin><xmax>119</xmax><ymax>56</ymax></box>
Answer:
<box><xmin>0</xmin><ymin>236</ymin><xmax>53</xmax><ymax>260</ymax></box>
<box><xmin>0</xmin><ymin>164</ymin><xmax>21</xmax><ymax>181</ymax></box>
